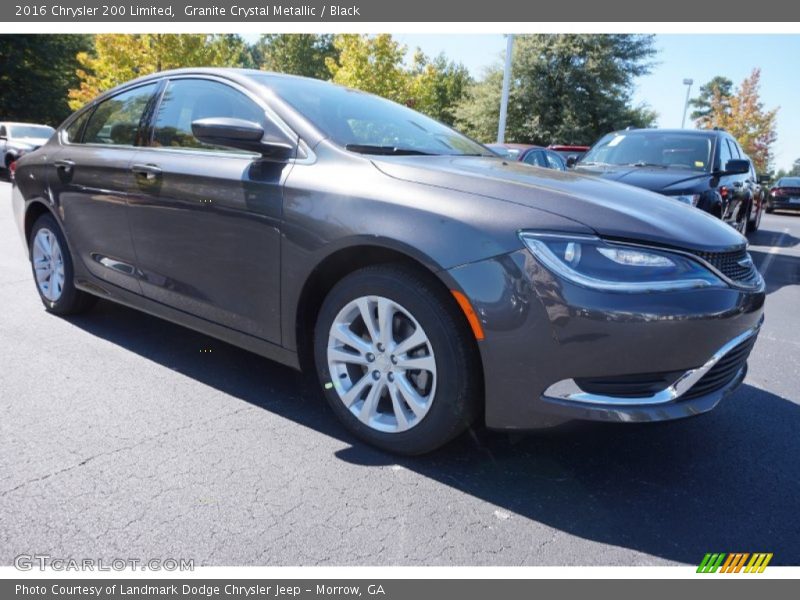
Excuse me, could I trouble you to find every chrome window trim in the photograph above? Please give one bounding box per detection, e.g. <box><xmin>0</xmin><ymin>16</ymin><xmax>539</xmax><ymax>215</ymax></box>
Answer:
<box><xmin>543</xmin><ymin>317</ymin><xmax>762</xmax><ymax>407</ymax></box>
<box><xmin>60</xmin><ymin>80</ymin><xmax>161</xmax><ymax>149</ymax></box>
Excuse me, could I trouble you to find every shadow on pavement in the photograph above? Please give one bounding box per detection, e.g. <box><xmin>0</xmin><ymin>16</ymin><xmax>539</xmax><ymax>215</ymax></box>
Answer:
<box><xmin>65</xmin><ymin>299</ymin><xmax>800</xmax><ymax>566</ymax></box>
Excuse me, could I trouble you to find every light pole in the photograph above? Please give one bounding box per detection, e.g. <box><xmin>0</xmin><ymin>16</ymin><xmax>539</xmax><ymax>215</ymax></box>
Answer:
<box><xmin>497</xmin><ymin>34</ymin><xmax>514</xmax><ymax>144</ymax></box>
<box><xmin>681</xmin><ymin>78</ymin><xmax>694</xmax><ymax>129</ymax></box>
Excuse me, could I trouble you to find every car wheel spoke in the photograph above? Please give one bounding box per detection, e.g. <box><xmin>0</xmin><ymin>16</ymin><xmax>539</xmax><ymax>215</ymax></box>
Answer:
<box><xmin>356</xmin><ymin>297</ymin><xmax>380</xmax><ymax>344</ymax></box>
<box><xmin>358</xmin><ymin>380</ymin><xmax>383</xmax><ymax>423</ymax></box>
<box><xmin>396</xmin><ymin>373</ymin><xmax>429</xmax><ymax>418</ymax></box>
<box><xmin>330</xmin><ymin>323</ymin><xmax>371</xmax><ymax>355</ymax></box>
<box><xmin>388</xmin><ymin>383</ymin><xmax>410</xmax><ymax>431</ymax></box>
<box><xmin>341</xmin><ymin>374</ymin><xmax>371</xmax><ymax>408</ymax></box>
<box><xmin>395</xmin><ymin>354</ymin><xmax>436</xmax><ymax>374</ymax></box>
<box><xmin>393</xmin><ymin>327</ymin><xmax>427</xmax><ymax>356</ymax></box>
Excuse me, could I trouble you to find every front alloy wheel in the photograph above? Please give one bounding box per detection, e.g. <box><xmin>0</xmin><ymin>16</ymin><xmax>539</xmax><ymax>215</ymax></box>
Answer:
<box><xmin>314</xmin><ymin>264</ymin><xmax>481</xmax><ymax>455</ymax></box>
<box><xmin>327</xmin><ymin>295</ymin><xmax>437</xmax><ymax>433</ymax></box>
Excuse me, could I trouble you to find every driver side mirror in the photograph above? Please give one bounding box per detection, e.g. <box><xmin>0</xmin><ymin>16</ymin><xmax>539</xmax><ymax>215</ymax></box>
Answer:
<box><xmin>722</xmin><ymin>158</ymin><xmax>750</xmax><ymax>175</ymax></box>
<box><xmin>566</xmin><ymin>155</ymin><xmax>578</xmax><ymax>168</ymax></box>
<box><xmin>191</xmin><ymin>117</ymin><xmax>295</xmax><ymax>160</ymax></box>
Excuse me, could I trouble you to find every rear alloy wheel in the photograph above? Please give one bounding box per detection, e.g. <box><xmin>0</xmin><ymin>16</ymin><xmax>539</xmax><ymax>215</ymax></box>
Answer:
<box><xmin>29</xmin><ymin>213</ymin><xmax>96</xmax><ymax>315</ymax></box>
<box><xmin>314</xmin><ymin>265</ymin><xmax>481</xmax><ymax>454</ymax></box>
<box><xmin>735</xmin><ymin>204</ymin><xmax>749</xmax><ymax>234</ymax></box>
<box><xmin>747</xmin><ymin>199</ymin><xmax>762</xmax><ymax>233</ymax></box>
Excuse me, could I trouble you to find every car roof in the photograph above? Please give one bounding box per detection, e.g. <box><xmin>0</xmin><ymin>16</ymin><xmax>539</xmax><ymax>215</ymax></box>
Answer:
<box><xmin>611</xmin><ymin>127</ymin><xmax>720</xmax><ymax>137</ymax></box>
<box><xmin>89</xmin><ymin>67</ymin><xmax>342</xmax><ymax>103</ymax></box>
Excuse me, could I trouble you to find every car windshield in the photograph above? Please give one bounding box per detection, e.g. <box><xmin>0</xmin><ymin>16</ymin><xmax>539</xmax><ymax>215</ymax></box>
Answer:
<box><xmin>260</xmin><ymin>76</ymin><xmax>490</xmax><ymax>156</ymax></box>
<box><xmin>581</xmin><ymin>131</ymin><xmax>714</xmax><ymax>171</ymax></box>
<box><xmin>777</xmin><ymin>177</ymin><xmax>800</xmax><ymax>187</ymax></box>
<box><xmin>9</xmin><ymin>125</ymin><xmax>54</xmax><ymax>138</ymax></box>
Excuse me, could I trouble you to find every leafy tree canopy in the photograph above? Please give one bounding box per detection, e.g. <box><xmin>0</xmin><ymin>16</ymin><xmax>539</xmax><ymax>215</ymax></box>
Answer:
<box><xmin>454</xmin><ymin>34</ymin><xmax>658</xmax><ymax>145</ymax></box>
<box><xmin>698</xmin><ymin>69</ymin><xmax>778</xmax><ymax>172</ymax></box>
<box><xmin>68</xmin><ymin>34</ymin><xmax>252</xmax><ymax>110</ymax></box>
<box><xmin>0</xmin><ymin>35</ymin><xmax>92</xmax><ymax>126</ymax></box>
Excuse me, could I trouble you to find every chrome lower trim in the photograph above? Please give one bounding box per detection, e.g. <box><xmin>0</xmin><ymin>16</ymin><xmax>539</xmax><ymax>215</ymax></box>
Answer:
<box><xmin>543</xmin><ymin>319</ymin><xmax>762</xmax><ymax>406</ymax></box>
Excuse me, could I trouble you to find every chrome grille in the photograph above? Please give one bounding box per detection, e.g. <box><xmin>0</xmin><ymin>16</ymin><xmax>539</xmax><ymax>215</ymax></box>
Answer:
<box><xmin>689</xmin><ymin>248</ymin><xmax>759</xmax><ymax>286</ymax></box>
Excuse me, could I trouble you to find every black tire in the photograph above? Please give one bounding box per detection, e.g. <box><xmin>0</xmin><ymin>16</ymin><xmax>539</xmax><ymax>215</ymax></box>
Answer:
<box><xmin>29</xmin><ymin>213</ymin><xmax>97</xmax><ymax>315</ymax></box>
<box><xmin>313</xmin><ymin>264</ymin><xmax>482</xmax><ymax>455</ymax></box>
<box><xmin>765</xmin><ymin>202</ymin><xmax>774</xmax><ymax>214</ymax></box>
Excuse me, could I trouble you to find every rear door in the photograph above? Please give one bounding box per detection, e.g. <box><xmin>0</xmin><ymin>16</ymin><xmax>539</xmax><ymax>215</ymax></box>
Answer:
<box><xmin>49</xmin><ymin>82</ymin><xmax>159</xmax><ymax>293</ymax></box>
<box><xmin>126</xmin><ymin>77</ymin><xmax>293</xmax><ymax>343</ymax></box>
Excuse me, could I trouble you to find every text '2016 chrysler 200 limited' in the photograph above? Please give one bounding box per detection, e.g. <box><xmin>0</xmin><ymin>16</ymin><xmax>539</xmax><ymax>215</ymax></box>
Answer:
<box><xmin>12</xmin><ymin>69</ymin><xmax>765</xmax><ymax>454</ymax></box>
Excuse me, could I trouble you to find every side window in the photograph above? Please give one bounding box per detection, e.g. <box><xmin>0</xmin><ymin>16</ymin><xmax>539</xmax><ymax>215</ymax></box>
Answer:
<box><xmin>522</xmin><ymin>150</ymin><xmax>547</xmax><ymax>167</ymax></box>
<box><xmin>728</xmin><ymin>140</ymin><xmax>741</xmax><ymax>159</ymax></box>
<box><xmin>545</xmin><ymin>151</ymin><xmax>566</xmax><ymax>171</ymax></box>
<box><xmin>83</xmin><ymin>83</ymin><xmax>158</xmax><ymax>146</ymax></box>
<box><xmin>64</xmin><ymin>110</ymin><xmax>91</xmax><ymax>144</ymax></box>
<box><xmin>717</xmin><ymin>137</ymin><xmax>732</xmax><ymax>169</ymax></box>
<box><xmin>153</xmin><ymin>79</ymin><xmax>266</xmax><ymax>152</ymax></box>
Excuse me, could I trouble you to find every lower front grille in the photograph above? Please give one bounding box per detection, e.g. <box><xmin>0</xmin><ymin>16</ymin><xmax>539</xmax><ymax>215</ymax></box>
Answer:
<box><xmin>575</xmin><ymin>371</ymin><xmax>684</xmax><ymax>398</ymax></box>
<box><xmin>682</xmin><ymin>334</ymin><xmax>757</xmax><ymax>400</ymax></box>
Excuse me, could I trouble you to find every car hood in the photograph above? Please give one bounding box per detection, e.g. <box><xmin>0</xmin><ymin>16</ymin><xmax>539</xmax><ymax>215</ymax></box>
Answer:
<box><xmin>372</xmin><ymin>155</ymin><xmax>744</xmax><ymax>252</ymax></box>
<box><xmin>573</xmin><ymin>163</ymin><xmax>710</xmax><ymax>193</ymax></box>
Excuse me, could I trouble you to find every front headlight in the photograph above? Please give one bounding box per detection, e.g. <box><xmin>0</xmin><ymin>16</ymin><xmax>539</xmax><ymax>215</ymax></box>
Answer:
<box><xmin>669</xmin><ymin>194</ymin><xmax>701</xmax><ymax>207</ymax></box>
<box><xmin>519</xmin><ymin>232</ymin><xmax>724</xmax><ymax>292</ymax></box>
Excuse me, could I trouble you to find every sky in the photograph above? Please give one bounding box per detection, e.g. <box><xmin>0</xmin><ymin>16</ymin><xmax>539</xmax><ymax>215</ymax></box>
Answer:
<box><xmin>392</xmin><ymin>34</ymin><xmax>800</xmax><ymax>172</ymax></box>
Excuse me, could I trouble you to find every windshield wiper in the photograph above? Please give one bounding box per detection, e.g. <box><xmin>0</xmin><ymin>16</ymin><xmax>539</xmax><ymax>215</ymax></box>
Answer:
<box><xmin>345</xmin><ymin>144</ymin><xmax>436</xmax><ymax>156</ymax></box>
<box><xmin>627</xmin><ymin>161</ymin><xmax>668</xmax><ymax>168</ymax></box>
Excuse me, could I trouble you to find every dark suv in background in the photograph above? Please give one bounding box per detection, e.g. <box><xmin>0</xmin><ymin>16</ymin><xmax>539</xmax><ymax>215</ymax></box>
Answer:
<box><xmin>575</xmin><ymin>128</ymin><xmax>766</xmax><ymax>234</ymax></box>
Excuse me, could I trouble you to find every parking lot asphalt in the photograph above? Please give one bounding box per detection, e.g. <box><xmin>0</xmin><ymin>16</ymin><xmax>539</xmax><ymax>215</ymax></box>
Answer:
<box><xmin>1</xmin><ymin>180</ymin><xmax>799</xmax><ymax>567</ymax></box>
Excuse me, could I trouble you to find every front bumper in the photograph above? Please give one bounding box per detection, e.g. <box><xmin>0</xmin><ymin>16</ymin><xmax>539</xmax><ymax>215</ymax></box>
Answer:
<box><xmin>447</xmin><ymin>249</ymin><xmax>766</xmax><ymax>429</ymax></box>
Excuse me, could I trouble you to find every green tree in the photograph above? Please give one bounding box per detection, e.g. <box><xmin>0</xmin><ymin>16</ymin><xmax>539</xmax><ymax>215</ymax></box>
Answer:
<box><xmin>789</xmin><ymin>158</ymin><xmax>800</xmax><ymax>177</ymax></box>
<box><xmin>408</xmin><ymin>51</ymin><xmax>472</xmax><ymax>125</ymax></box>
<box><xmin>0</xmin><ymin>35</ymin><xmax>93</xmax><ymax>126</ymax></box>
<box><xmin>256</xmin><ymin>34</ymin><xmax>336</xmax><ymax>80</ymax></box>
<box><xmin>454</xmin><ymin>34</ymin><xmax>657</xmax><ymax>144</ymax></box>
<box><xmin>702</xmin><ymin>69</ymin><xmax>778</xmax><ymax>172</ymax></box>
<box><xmin>68</xmin><ymin>34</ymin><xmax>252</xmax><ymax>110</ymax></box>
<box><xmin>689</xmin><ymin>76</ymin><xmax>733</xmax><ymax>127</ymax></box>
<box><xmin>326</xmin><ymin>34</ymin><xmax>410</xmax><ymax>103</ymax></box>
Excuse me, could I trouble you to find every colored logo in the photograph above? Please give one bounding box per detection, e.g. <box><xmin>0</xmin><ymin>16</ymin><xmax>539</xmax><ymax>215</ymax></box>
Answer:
<box><xmin>697</xmin><ymin>553</ymin><xmax>773</xmax><ymax>573</ymax></box>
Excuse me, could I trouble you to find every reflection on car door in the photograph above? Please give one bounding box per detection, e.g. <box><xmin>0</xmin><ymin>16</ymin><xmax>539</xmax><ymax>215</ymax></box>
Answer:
<box><xmin>49</xmin><ymin>83</ymin><xmax>159</xmax><ymax>294</ymax></box>
<box><xmin>126</xmin><ymin>77</ymin><xmax>291</xmax><ymax>343</ymax></box>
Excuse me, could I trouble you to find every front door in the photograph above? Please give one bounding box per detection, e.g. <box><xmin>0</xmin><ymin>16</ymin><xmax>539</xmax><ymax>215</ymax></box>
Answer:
<box><xmin>126</xmin><ymin>77</ymin><xmax>291</xmax><ymax>343</ymax></box>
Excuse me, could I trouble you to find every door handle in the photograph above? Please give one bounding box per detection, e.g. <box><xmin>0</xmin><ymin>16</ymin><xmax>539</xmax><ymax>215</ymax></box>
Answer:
<box><xmin>54</xmin><ymin>159</ymin><xmax>75</xmax><ymax>171</ymax></box>
<box><xmin>131</xmin><ymin>163</ymin><xmax>162</xmax><ymax>181</ymax></box>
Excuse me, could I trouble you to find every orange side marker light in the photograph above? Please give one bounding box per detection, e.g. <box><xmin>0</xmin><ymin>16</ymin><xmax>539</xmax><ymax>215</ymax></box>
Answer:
<box><xmin>451</xmin><ymin>290</ymin><xmax>485</xmax><ymax>341</ymax></box>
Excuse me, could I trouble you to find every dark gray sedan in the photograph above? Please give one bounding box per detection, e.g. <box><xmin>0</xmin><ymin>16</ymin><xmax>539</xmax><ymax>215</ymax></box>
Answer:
<box><xmin>12</xmin><ymin>69</ymin><xmax>765</xmax><ymax>454</ymax></box>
